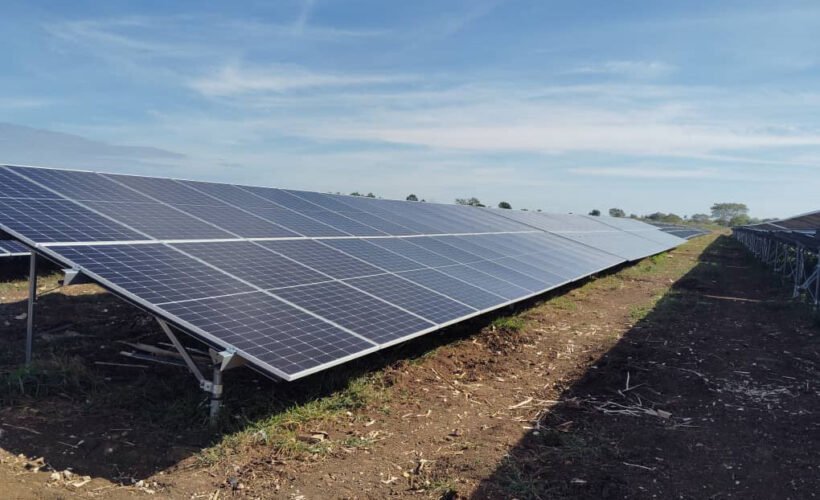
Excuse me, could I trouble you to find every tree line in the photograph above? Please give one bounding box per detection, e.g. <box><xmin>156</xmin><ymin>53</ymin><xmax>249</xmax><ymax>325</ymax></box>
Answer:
<box><xmin>586</xmin><ymin>203</ymin><xmax>769</xmax><ymax>226</ymax></box>
<box><xmin>347</xmin><ymin>193</ymin><xmax>767</xmax><ymax>227</ymax></box>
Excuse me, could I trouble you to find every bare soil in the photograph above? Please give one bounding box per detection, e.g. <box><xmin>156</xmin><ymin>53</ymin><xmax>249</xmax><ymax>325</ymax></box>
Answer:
<box><xmin>0</xmin><ymin>234</ymin><xmax>817</xmax><ymax>499</ymax></box>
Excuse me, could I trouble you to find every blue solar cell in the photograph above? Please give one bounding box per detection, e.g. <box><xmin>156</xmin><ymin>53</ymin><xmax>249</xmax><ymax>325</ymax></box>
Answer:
<box><xmin>334</xmin><ymin>197</ymin><xmax>444</xmax><ymax>234</ymax></box>
<box><xmin>84</xmin><ymin>201</ymin><xmax>234</xmax><ymax>240</ymax></box>
<box><xmin>470</xmin><ymin>233</ymin><xmax>538</xmax><ymax>256</ymax></box>
<box><xmin>57</xmin><ymin>244</ymin><xmax>253</xmax><ymax>304</ymax></box>
<box><xmin>240</xmin><ymin>186</ymin><xmax>323</xmax><ymax>212</ymax></box>
<box><xmin>521</xmin><ymin>233</ymin><xmax>623</xmax><ymax>268</ymax></box>
<box><xmin>302</xmin><ymin>210</ymin><xmax>387</xmax><ymax>236</ymax></box>
<box><xmin>0</xmin><ymin>198</ymin><xmax>147</xmax><ymax>243</ymax></box>
<box><xmin>240</xmin><ymin>206</ymin><xmax>348</xmax><ymax>237</ymax></box>
<box><xmin>174</xmin><ymin>241</ymin><xmax>329</xmax><ymax>290</ymax></box>
<box><xmin>493</xmin><ymin>257</ymin><xmax>567</xmax><ymax>286</ymax></box>
<box><xmin>9</xmin><ymin>166</ymin><xmax>149</xmax><ymax>202</ymax></box>
<box><xmin>259</xmin><ymin>239</ymin><xmax>384</xmax><ymax>279</ymax></box>
<box><xmin>322</xmin><ymin>239</ymin><xmax>425</xmax><ymax>272</ymax></box>
<box><xmin>398</xmin><ymin>268</ymin><xmax>506</xmax><ymax>310</ymax></box>
<box><xmin>0</xmin><ymin>168</ymin><xmax>58</xmax><ymax>199</ymax></box>
<box><xmin>172</xmin><ymin>204</ymin><xmax>300</xmax><ymax>238</ymax></box>
<box><xmin>436</xmin><ymin>265</ymin><xmax>530</xmax><ymax>300</ymax></box>
<box><xmin>514</xmin><ymin>251</ymin><xmax>591</xmax><ymax>279</ymax></box>
<box><xmin>105</xmin><ymin>174</ymin><xmax>221</xmax><ymax>205</ymax></box>
<box><xmin>274</xmin><ymin>281</ymin><xmax>435</xmax><ymax>344</ymax></box>
<box><xmin>406</xmin><ymin>237</ymin><xmax>484</xmax><ymax>263</ymax></box>
<box><xmin>366</xmin><ymin>237</ymin><xmax>458</xmax><ymax>267</ymax></box>
<box><xmin>284</xmin><ymin>190</ymin><xmax>357</xmax><ymax>212</ymax></box>
<box><xmin>162</xmin><ymin>292</ymin><xmax>375</xmax><ymax>377</ymax></box>
<box><xmin>467</xmin><ymin>260</ymin><xmax>548</xmax><ymax>292</ymax></box>
<box><xmin>437</xmin><ymin>236</ymin><xmax>506</xmax><ymax>260</ymax></box>
<box><xmin>0</xmin><ymin>240</ymin><xmax>29</xmax><ymax>255</ymax></box>
<box><xmin>345</xmin><ymin>273</ymin><xmax>476</xmax><ymax>324</ymax></box>
<box><xmin>178</xmin><ymin>180</ymin><xmax>276</xmax><ymax>208</ymax></box>
<box><xmin>339</xmin><ymin>211</ymin><xmax>418</xmax><ymax>235</ymax></box>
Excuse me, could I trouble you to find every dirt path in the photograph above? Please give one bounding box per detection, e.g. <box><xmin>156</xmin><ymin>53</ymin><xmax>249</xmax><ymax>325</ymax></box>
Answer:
<box><xmin>1</xmin><ymin>234</ymin><xmax>817</xmax><ymax>499</ymax></box>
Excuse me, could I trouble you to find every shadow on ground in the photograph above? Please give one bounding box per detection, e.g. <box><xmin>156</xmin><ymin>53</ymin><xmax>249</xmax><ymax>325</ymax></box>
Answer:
<box><xmin>471</xmin><ymin>236</ymin><xmax>820</xmax><ymax>499</ymax></box>
<box><xmin>0</xmin><ymin>255</ymin><xmax>631</xmax><ymax>484</ymax></box>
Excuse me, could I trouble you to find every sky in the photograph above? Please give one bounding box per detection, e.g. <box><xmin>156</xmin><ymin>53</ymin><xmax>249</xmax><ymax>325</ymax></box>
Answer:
<box><xmin>1</xmin><ymin>1</ymin><xmax>819</xmax><ymax>219</ymax></box>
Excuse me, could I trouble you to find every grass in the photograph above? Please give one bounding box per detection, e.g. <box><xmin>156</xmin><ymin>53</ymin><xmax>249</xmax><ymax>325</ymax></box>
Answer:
<box><xmin>547</xmin><ymin>296</ymin><xmax>576</xmax><ymax>311</ymax></box>
<box><xmin>0</xmin><ymin>356</ymin><xmax>99</xmax><ymax>405</ymax></box>
<box><xmin>201</xmin><ymin>372</ymin><xmax>392</xmax><ymax>460</ymax></box>
<box><xmin>490</xmin><ymin>315</ymin><xmax>527</xmax><ymax>331</ymax></box>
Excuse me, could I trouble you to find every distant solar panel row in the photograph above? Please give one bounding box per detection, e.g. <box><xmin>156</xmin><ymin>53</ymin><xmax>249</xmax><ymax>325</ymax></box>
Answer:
<box><xmin>647</xmin><ymin>222</ymin><xmax>710</xmax><ymax>239</ymax></box>
<box><xmin>0</xmin><ymin>165</ymin><xmax>686</xmax><ymax>380</ymax></box>
<box><xmin>0</xmin><ymin>239</ymin><xmax>28</xmax><ymax>256</ymax></box>
<box><xmin>744</xmin><ymin>209</ymin><xmax>820</xmax><ymax>233</ymax></box>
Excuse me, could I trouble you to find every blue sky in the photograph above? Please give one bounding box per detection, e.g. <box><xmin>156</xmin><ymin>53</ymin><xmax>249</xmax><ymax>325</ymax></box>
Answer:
<box><xmin>1</xmin><ymin>1</ymin><xmax>819</xmax><ymax>219</ymax></box>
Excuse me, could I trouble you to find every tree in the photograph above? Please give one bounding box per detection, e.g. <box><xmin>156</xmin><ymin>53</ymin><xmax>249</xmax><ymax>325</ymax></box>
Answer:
<box><xmin>609</xmin><ymin>208</ymin><xmax>626</xmax><ymax>218</ymax></box>
<box><xmin>365</xmin><ymin>192</ymin><xmax>376</xmax><ymax>198</ymax></box>
<box><xmin>629</xmin><ymin>214</ymin><xmax>638</xmax><ymax>219</ymax></box>
<box><xmin>350</xmin><ymin>191</ymin><xmax>362</xmax><ymax>197</ymax></box>
<box><xmin>710</xmin><ymin>203</ymin><xmax>748</xmax><ymax>225</ymax></box>
<box><xmin>498</xmin><ymin>201</ymin><xmax>512</xmax><ymax>209</ymax></box>
<box><xmin>406</xmin><ymin>194</ymin><xmax>418</xmax><ymax>201</ymax></box>
<box><xmin>589</xmin><ymin>209</ymin><xmax>601</xmax><ymax>216</ymax></box>
<box><xmin>455</xmin><ymin>197</ymin><xmax>485</xmax><ymax>207</ymax></box>
<box><xmin>729</xmin><ymin>214</ymin><xmax>751</xmax><ymax>226</ymax></box>
<box><xmin>690</xmin><ymin>213</ymin><xmax>710</xmax><ymax>224</ymax></box>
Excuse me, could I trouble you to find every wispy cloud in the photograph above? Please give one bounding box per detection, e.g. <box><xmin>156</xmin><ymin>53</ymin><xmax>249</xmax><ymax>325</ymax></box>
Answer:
<box><xmin>190</xmin><ymin>63</ymin><xmax>414</xmax><ymax>96</ymax></box>
<box><xmin>0</xmin><ymin>98</ymin><xmax>52</xmax><ymax>109</ymax></box>
<box><xmin>568</xmin><ymin>60</ymin><xmax>677</xmax><ymax>79</ymax></box>
<box><xmin>567</xmin><ymin>167</ymin><xmax>717</xmax><ymax>179</ymax></box>
<box><xmin>292</xmin><ymin>0</ymin><xmax>316</xmax><ymax>36</ymax></box>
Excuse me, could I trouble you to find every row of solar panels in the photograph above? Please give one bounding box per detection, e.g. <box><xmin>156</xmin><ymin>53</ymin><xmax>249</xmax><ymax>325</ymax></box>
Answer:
<box><xmin>0</xmin><ymin>238</ymin><xmax>29</xmax><ymax>257</ymax></box>
<box><xmin>742</xmin><ymin>209</ymin><xmax>820</xmax><ymax>233</ymax></box>
<box><xmin>0</xmin><ymin>164</ymin><xmax>688</xmax><ymax>381</ymax></box>
<box><xmin>647</xmin><ymin>222</ymin><xmax>711</xmax><ymax>239</ymax></box>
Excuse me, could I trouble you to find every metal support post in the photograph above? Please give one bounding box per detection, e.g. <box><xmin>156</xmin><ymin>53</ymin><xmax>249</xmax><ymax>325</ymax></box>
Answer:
<box><xmin>815</xmin><ymin>262</ymin><xmax>820</xmax><ymax>309</ymax></box>
<box><xmin>210</xmin><ymin>363</ymin><xmax>224</xmax><ymax>425</ymax></box>
<box><xmin>25</xmin><ymin>253</ymin><xmax>37</xmax><ymax>366</ymax></box>
<box><xmin>156</xmin><ymin>318</ymin><xmax>234</xmax><ymax>427</ymax></box>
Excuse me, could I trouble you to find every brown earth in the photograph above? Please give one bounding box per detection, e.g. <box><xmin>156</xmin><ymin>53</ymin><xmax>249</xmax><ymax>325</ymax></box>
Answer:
<box><xmin>0</xmin><ymin>234</ymin><xmax>817</xmax><ymax>499</ymax></box>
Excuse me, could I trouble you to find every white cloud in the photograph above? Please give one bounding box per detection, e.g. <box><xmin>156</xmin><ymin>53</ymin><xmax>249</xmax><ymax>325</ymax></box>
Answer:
<box><xmin>0</xmin><ymin>98</ymin><xmax>52</xmax><ymax>109</ymax></box>
<box><xmin>567</xmin><ymin>167</ymin><xmax>717</xmax><ymax>179</ymax></box>
<box><xmin>190</xmin><ymin>63</ymin><xmax>414</xmax><ymax>96</ymax></box>
<box><xmin>569</xmin><ymin>60</ymin><xmax>677</xmax><ymax>78</ymax></box>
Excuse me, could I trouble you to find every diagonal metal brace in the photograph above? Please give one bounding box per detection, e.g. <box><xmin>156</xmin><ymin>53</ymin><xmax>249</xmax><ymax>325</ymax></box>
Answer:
<box><xmin>156</xmin><ymin>319</ymin><xmax>211</xmax><ymax>391</ymax></box>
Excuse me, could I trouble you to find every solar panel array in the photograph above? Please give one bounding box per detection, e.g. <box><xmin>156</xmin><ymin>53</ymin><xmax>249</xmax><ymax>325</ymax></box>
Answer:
<box><xmin>744</xmin><ymin>209</ymin><xmax>820</xmax><ymax>233</ymax></box>
<box><xmin>0</xmin><ymin>237</ymin><xmax>28</xmax><ymax>257</ymax></box>
<box><xmin>0</xmin><ymin>165</ymin><xmax>686</xmax><ymax>381</ymax></box>
<box><xmin>646</xmin><ymin>222</ymin><xmax>710</xmax><ymax>239</ymax></box>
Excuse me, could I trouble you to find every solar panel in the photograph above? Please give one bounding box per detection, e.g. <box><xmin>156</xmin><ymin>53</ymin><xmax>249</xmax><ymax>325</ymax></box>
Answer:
<box><xmin>365</xmin><ymin>238</ymin><xmax>460</xmax><ymax>267</ymax></box>
<box><xmin>0</xmin><ymin>164</ymin><xmax>687</xmax><ymax>383</ymax></box>
<box><xmin>273</xmin><ymin>281</ymin><xmax>435</xmax><ymax>344</ymax></box>
<box><xmin>83</xmin><ymin>201</ymin><xmax>234</xmax><ymax>240</ymax></box>
<box><xmin>174</xmin><ymin>241</ymin><xmax>330</xmax><ymax>290</ymax></box>
<box><xmin>0</xmin><ymin>239</ymin><xmax>29</xmax><ymax>256</ymax></box>
<box><xmin>436</xmin><ymin>264</ymin><xmax>531</xmax><ymax>300</ymax></box>
<box><xmin>0</xmin><ymin>198</ymin><xmax>147</xmax><ymax>243</ymax></box>
<box><xmin>344</xmin><ymin>273</ymin><xmax>476</xmax><ymax>324</ymax></box>
<box><xmin>258</xmin><ymin>239</ymin><xmax>384</xmax><ymax>279</ymax></box>
<box><xmin>321</xmin><ymin>239</ymin><xmax>427</xmax><ymax>272</ymax></box>
<box><xmin>488</xmin><ymin>210</ymin><xmax>681</xmax><ymax>261</ymax></box>
<box><xmin>57</xmin><ymin>244</ymin><xmax>254</xmax><ymax>304</ymax></box>
<box><xmin>162</xmin><ymin>292</ymin><xmax>376</xmax><ymax>378</ymax></box>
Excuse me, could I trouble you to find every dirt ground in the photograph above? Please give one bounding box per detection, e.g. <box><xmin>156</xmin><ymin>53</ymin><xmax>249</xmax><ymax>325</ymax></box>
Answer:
<box><xmin>0</xmin><ymin>233</ymin><xmax>817</xmax><ymax>499</ymax></box>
